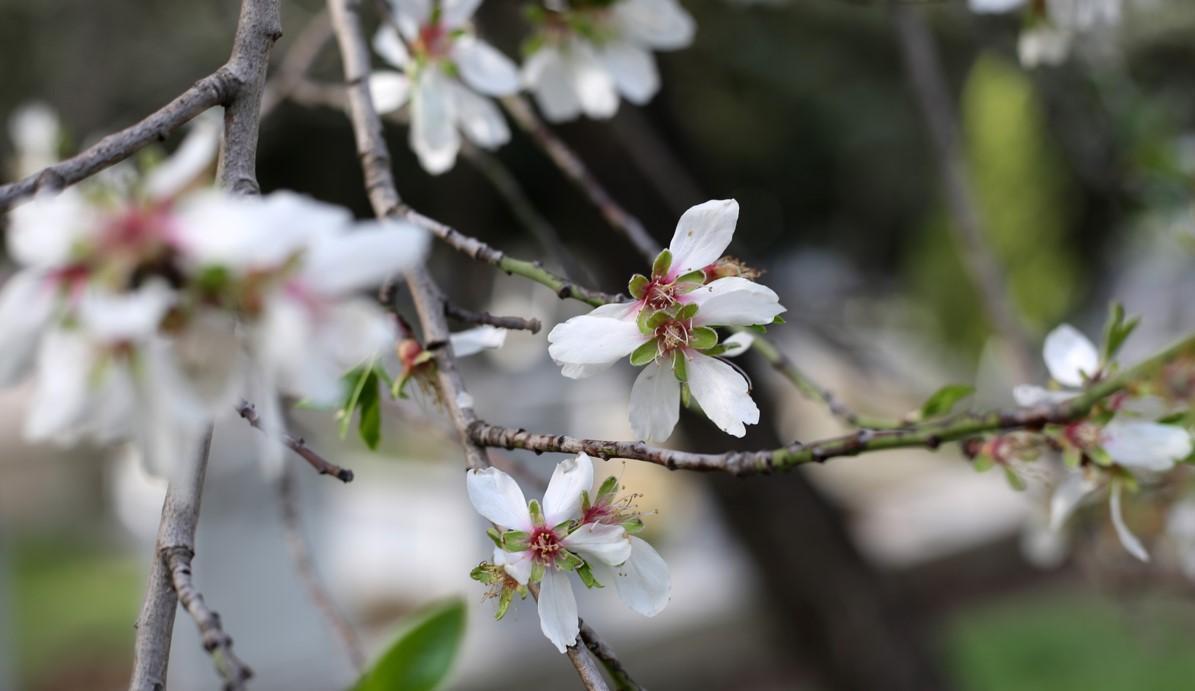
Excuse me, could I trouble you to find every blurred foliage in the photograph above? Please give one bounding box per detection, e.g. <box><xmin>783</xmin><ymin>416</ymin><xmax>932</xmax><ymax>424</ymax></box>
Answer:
<box><xmin>947</xmin><ymin>589</ymin><xmax>1195</xmax><ymax>691</ymax></box>
<box><xmin>355</xmin><ymin>599</ymin><xmax>466</xmax><ymax>691</ymax></box>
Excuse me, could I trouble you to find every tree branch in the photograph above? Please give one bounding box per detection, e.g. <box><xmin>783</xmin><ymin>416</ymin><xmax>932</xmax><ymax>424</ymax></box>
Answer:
<box><xmin>579</xmin><ymin>621</ymin><xmax>640</xmax><ymax>691</ymax></box>
<box><xmin>129</xmin><ymin>2</ymin><xmax>281</xmax><ymax>689</ymax></box>
<box><xmin>469</xmin><ymin>329</ymin><xmax>1195</xmax><ymax>473</ymax></box>
<box><xmin>237</xmin><ymin>400</ymin><xmax>355</xmax><ymax>482</ymax></box>
<box><xmin>0</xmin><ymin>71</ymin><xmax>238</xmax><ymax>211</ymax></box>
<box><xmin>443</xmin><ymin>300</ymin><xmax>542</xmax><ymax>334</ymax></box>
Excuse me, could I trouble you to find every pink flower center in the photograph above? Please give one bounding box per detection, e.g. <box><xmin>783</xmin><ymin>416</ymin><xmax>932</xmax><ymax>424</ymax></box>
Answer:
<box><xmin>1064</xmin><ymin>422</ymin><xmax>1100</xmax><ymax>450</ymax></box>
<box><xmin>101</xmin><ymin>204</ymin><xmax>175</xmax><ymax>256</ymax></box>
<box><xmin>582</xmin><ymin>503</ymin><xmax>611</xmax><ymax>525</ymax></box>
<box><xmin>643</xmin><ymin>278</ymin><xmax>678</xmax><ymax>311</ymax></box>
<box><xmin>529</xmin><ymin>525</ymin><xmax>564</xmax><ymax>566</ymax></box>
<box><xmin>655</xmin><ymin>318</ymin><xmax>692</xmax><ymax>355</ymax></box>
<box><xmin>417</xmin><ymin>22</ymin><xmax>452</xmax><ymax>59</ymax></box>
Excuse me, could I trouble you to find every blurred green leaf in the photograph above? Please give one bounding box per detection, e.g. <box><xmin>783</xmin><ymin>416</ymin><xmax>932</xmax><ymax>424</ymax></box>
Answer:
<box><xmin>1100</xmin><ymin>301</ymin><xmax>1139</xmax><ymax>364</ymax></box>
<box><xmin>355</xmin><ymin>599</ymin><xmax>466</xmax><ymax>691</ymax></box>
<box><xmin>919</xmin><ymin>384</ymin><xmax>975</xmax><ymax>419</ymax></box>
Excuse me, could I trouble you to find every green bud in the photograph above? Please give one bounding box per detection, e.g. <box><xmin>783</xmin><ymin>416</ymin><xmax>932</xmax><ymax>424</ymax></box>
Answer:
<box><xmin>629</xmin><ymin>339</ymin><xmax>660</xmax><ymax>367</ymax></box>
<box><xmin>651</xmin><ymin>249</ymin><xmax>673</xmax><ymax>278</ymax></box>
<box><xmin>628</xmin><ymin>274</ymin><xmax>649</xmax><ymax>300</ymax></box>
<box><xmin>690</xmin><ymin>326</ymin><xmax>718</xmax><ymax>350</ymax></box>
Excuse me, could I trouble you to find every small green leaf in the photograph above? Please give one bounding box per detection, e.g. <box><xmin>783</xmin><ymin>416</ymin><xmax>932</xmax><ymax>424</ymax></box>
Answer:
<box><xmin>973</xmin><ymin>455</ymin><xmax>995</xmax><ymax>473</ymax></box>
<box><xmin>629</xmin><ymin>339</ymin><xmax>660</xmax><ymax>367</ymax></box>
<box><xmin>628</xmin><ymin>274</ymin><xmax>649</xmax><ymax>300</ymax></box>
<box><xmin>690</xmin><ymin>326</ymin><xmax>718</xmax><ymax>351</ymax></box>
<box><xmin>651</xmin><ymin>249</ymin><xmax>672</xmax><ymax>278</ymax></box>
<box><xmin>355</xmin><ymin>600</ymin><xmax>466</xmax><ymax>691</ymax></box>
<box><xmin>672</xmin><ymin>351</ymin><xmax>687</xmax><ymax>382</ymax></box>
<box><xmin>1101</xmin><ymin>301</ymin><xmax>1139</xmax><ymax>363</ymax></box>
<box><xmin>919</xmin><ymin>384</ymin><xmax>975</xmax><ymax>420</ymax></box>
<box><xmin>358</xmin><ymin>372</ymin><xmax>382</xmax><ymax>450</ymax></box>
<box><xmin>771</xmin><ymin>315</ymin><xmax>786</xmax><ymax>325</ymax></box>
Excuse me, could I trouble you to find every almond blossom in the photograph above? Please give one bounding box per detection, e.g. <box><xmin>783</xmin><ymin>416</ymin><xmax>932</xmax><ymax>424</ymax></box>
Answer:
<box><xmin>548</xmin><ymin>199</ymin><xmax>784</xmax><ymax>441</ymax></box>
<box><xmin>369</xmin><ymin>0</ymin><xmax>521</xmax><ymax>174</ymax></box>
<box><xmin>467</xmin><ymin>453</ymin><xmax>669</xmax><ymax>652</ymax></box>
<box><xmin>522</xmin><ymin>0</ymin><xmax>695</xmax><ymax>122</ymax></box>
<box><xmin>1012</xmin><ymin>323</ymin><xmax>1100</xmax><ymax>406</ymax></box>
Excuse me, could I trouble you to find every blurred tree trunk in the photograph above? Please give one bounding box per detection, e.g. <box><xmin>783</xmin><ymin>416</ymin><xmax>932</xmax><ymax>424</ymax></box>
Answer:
<box><xmin>686</xmin><ymin>363</ymin><xmax>952</xmax><ymax>691</ymax></box>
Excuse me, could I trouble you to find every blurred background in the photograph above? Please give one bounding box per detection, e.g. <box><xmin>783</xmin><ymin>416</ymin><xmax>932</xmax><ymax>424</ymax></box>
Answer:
<box><xmin>3</xmin><ymin>0</ymin><xmax>1195</xmax><ymax>689</ymax></box>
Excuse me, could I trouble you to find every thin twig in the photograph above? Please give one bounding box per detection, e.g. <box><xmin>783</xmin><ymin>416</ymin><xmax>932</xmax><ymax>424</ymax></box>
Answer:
<box><xmin>166</xmin><ymin>545</ymin><xmax>254</xmax><ymax>689</ymax></box>
<box><xmin>443</xmin><ymin>300</ymin><xmax>542</xmax><ymax>334</ymax></box>
<box><xmin>237</xmin><ymin>400</ymin><xmax>355</xmax><ymax>482</ymax></box>
<box><xmin>502</xmin><ymin>95</ymin><xmax>659</xmax><ymax>264</ymax></box>
<box><xmin>277</xmin><ymin>462</ymin><xmax>367</xmax><ymax>672</ymax></box>
<box><xmin>0</xmin><ymin>71</ymin><xmax>238</xmax><ymax>210</ymax></box>
<box><xmin>469</xmin><ymin>328</ymin><xmax>1195</xmax><ymax>474</ymax></box>
<box><xmin>130</xmin><ymin>2</ymin><xmax>281</xmax><ymax>688</ymax></box>
<box><xmin>579</xmin><ymin>621</ymin><xmax>641</xmax><ymax>691</ymax></box>
<box><xmin>891</xmin><ymin>4</ymin><xmax>1033</xmax><ymax>380</ymax></box>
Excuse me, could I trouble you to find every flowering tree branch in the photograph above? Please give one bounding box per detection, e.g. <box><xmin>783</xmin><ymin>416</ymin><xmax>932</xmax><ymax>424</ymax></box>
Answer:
<box><xmin>129</xmin><ymin>2</ymin><xmax>281</xmax><ymax>689</ymax></box>
<box><xmin>468</xmin><ymin>328</ymin><xmax>1195</xmax><ymax>473</ymax></box>
<box><xmin>579</xmin><ymin>621</ymin><xmax>641</xmax><ymax>691</ymax></box>
<box><xmin>237</xmin><ymin>400</ymin><xmax>356</xmax><ymax>482</ymax></box>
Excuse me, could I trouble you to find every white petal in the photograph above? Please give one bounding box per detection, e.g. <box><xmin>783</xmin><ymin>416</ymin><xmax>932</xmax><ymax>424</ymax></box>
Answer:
<box><xmin>172</xmin><ymin>307</ymin><xmax>245</xmax><ymax>412</ymax></box>
<box><xmin>324</xmin><ymin>300</ymin><xmax>395</xmax><ymax>370</ymax></box>
<box><xmin>369</xmin><ymin>70</ymin><xmax>412</xmax><ymax>114</ymax></box>
<box><xmin>467</xmin><ymin>466</ymin><xmax>532</xmax><ymax>531</ymax></box>
<box><xmin>494</xmin><ymin>547</ymin><xmax>533</xmax><ymax>586</ymax></box>
<box><xmin>1102</xmin><ymin>421</ymin><xmax>1191</xmax><ymax>472</ymax></box>
<box><xmin>372</xmin><ymin>24</ymin><xmax>411</xmax><ymax>68</ymax></box>
<box><xmin>144</xmin><ymin>110</ymin><xmax>221</xmax><ymax>200</ymax></box>
<box><xmin>392</xmin><ymin>0</ymin><xmax>432</xmax><ymax>32</ymax></box>
<box><xmin>8</xmin><ymin>101</ymin><xmax>60</xmax><ymax>175</ymax></box>
<box><xmin>1043</xmin><ymin>324</ymin><xmax>1099</xmax><ymax>388</ymax></box>
<box><xmin>449</xmin><ymin>83</ymin><xmax>510</xmax><ymax>149</ymax></box>
<box><xmin>0</xmin><ymin>270</ymin><xmax>56</xmax><ymax>386</ymax></box>
<box><xmin>612</xmin><ymin>537</ymin><xmax>670</xmax><ymax>617</ymax></box>
<box><xmin>543</xmin><ymin>453</ymin><xmax>594</xmax><ymax>525</ymax></box>
<box><xmin>688</xmin><ymin>277</ymin><xmax>784</xmax><ymax>327</ymax></box>
<box><xmin>569</xmin><ymin>41</ymin><xmax>620</xmax><ymax>120</ymax></box>
<box><xmin>1110</xmin><ymin>482</ymin><xmax>1149</xmax><ymax>562</ymax></box>
<box><xmin>686</xmin><ymin>352</ymin><xmax>759</xmax><ymax>438</ymax></box>
<box><xmin>1049</xmin><ymin>470</ymin><xmax>1098</xmax><ymax>531</ymax></box>
<box><xmin>9</xmin><ymin>188</ymin><xmax>99</xmax><ymax>268</ymax></box>
<box><xmin>1012</xmin><ymin>384</ymin><xmax>1076</xmax><ymax>407</ymax></box>
<box><xmin>440</xmin><ymin>0</ymin><xmax>481</xmax><ymax>28</ymax></box>
<box><xmin>561</xmin><ymin>360</ymin><xmax>618</xmax><ymax>380</ymax></box>
<box><xmin>547</xmin><ymin>315</ymin><xmax>646</xmax><ymax>367</ymax></box>
<box><xmin>452</xmin><ymin>35</ymin><xmax>520</xmax><ymax>96</ymax></box>
<box><xmin>629</xmin><ymin>359</ymin><xmax>680</xmax><ymax>442</ymax></box>
<box><xmin>77</xmin><ymin>282</ymin><xmax>175</xmax><ymax>343</ymax></box>
<box><xmin>523</xmin><ymin>48</ymin><xmax>583</xmax><ymax>122</ymax></box>
<box><xmin>410</xmin><ymin>68</ymin><xmax>461</xmax><ymax>174</ymax></box>
<box><xmin>1019</xmin><ymin>27</ymin><xmax>1072</xmax><ymax>69</ymax></box>
<box><xmin>301</xmin><ymin>220</ymin><xmax>429</xmax><ymax>294</ymax></box>
<box><xmin>450</xmin><ymin>325</ymin><xmax>507</xmax><ymax>358</ymax></box>
<box><xmin>720</xmin><ymin>331</ymin><xmax>754</xmax><ymax>358</ymax></box>
<box><xmin>258</xmin><ymin>298</ymin><xmax>343</xmax><ymax>406</ymax></box>
<box><xmin>599</xmin><ymin>41</ymin><xmax>659</xmax><ymax>105</ymax></box>
<box><xmin>612</xmin><ymin>0</ymin><xmax>696</xmax><ymax>50</ymax></box>
<box><xmin>586</xmin><ymin>302</ymin><xmax>639</xmax><ymax>320</ymax></box>
<box><xmin>668</xmin><ymin>199</ymin><xmax>738</xmax><ymax>276</ymax></box>
<box><xmin>562</xmin><ymin>522</ymin><xmax>631</xmax><ymax>566</ymax></box>
<box><xmin>25</xmin><ymin>329</ymin><xmax>96</xmax><ymax>442</ymax></box>
<box><xmin>969</xmin><ymin>0</ymin><xmax>1026</xmax><ymax>11</ymax></box>
<box><xmin>537</xmin><ymin>568</ymin><xmax>579</xmax><ymax>653</ymax></box>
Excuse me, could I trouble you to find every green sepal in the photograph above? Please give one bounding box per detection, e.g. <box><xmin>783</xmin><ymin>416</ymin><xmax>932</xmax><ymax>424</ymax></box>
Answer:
<box><xmin>672</xmin><ymin>351</ymin><xmax>688</xmax><ymax>382</ymax></box>
<box><xmin>651</xmin><ymin>249</ymin><xmax>672</xmax><ymax>279</ymax></box>
<box><xmin>677</xmin><ymin>303</ymin><xmax>699</xmax><ymax>321</ymax></box>
<box><xmin>622</xmin><ymin>517</ymin><xmax>644</xmax><ymax>534</ymax></box>
<box><xmin>690</xmin><ymin>326</ymin><xmax>718</xmax><ymax>351</ymax></box>
<box><xmin>1101</xmin><ymin>301</ymin><xmax>1139</xmax><ymax>364</ymax></box>
<box><xmin>675</xmin><ymin>269</ymin><xmax>705</xmax><ymax>286</ymax></box>
<box><xmin>645</xmin><ymin>310</ymin><xmax>671</xmax><ymax>331</ymax></box>
<box><xmin>628</xmin><ymin>274</ymin><xmax>649</xmax><ymax>300</ymax></box>
<box><xmin>630</xmin><ymin>338</ymin><xmax>660</xmax><ymax>367</ymax></box>
<box><xmin>1090</xmin><ymin>446</ymin><xmax>1114</xmax><ymax>467</ymax></box>
<box><xmin>576</xmin><ymin>562</ymin><xmax>602</xmax><ymax>589</ymax></box>
<box><xmin>495</xmin><ymin>587</ymin><xmax>515</xmax><ymax>620</ymax></box>
<box><xmin>556</xmin><ymin>551</ymin><xmax>584</xmax><ymax>572</ymax></box>
<box><xmin>530</xmin><ymin>561</ymin><xmax>545</xmax><ymax>584</ymax></box>
<box><xmin>595</xmin><ymin>475</ymin><xmax>619</xmax><ymax>503</ymax></box>
<box><xmin>470</xmin><ymin>562</ymin><xmax>499</xmax><ymax>584</ymax></box>
<box><xmin>501</xmin><ymin>530</ymin><xmax>529</xmax><ymax>553</ymax></box>
<box><xmin>553</xmin><ymin>519</ymin><xmax>576</xmax><ymax>536</ymax></box>
<box><xmin>918</xmin><ymin>384</ymin><xmax>975</xmax><ymax>420</ymax></box>
<box><xmin>1003</xmin><ymin>466</ymin><xmax>1026</xmax><ymax>491</ymax></box>
<box><xmin>486</xmin><ymin>527</ymin><xmax>503</xmax><ymax>549</ymax></box>
<box><xmin>580</xmin><ymin>490</ymin><xmax>592</xmax><ymax>513</ymax></box>
<box><xmin>701</xmin><ymin>344</ymin><xmax>731</xmax><ymax>357</ymax></box>
<box><xmin>680</xmin><ymin>382</ymin><xmax>691</xmax><ymax>407</ymax></box>
<box><xmin>528</xmin><ymin>500</ymin><xmax>544</xmax><ymax>525</ymax></box>
<box><xmin>972</xmin><ymin>455</ymin><xmax>995</xmax><ymax>473</ymax></box>
<box><xmin>1063</xmin><ymin>446</ymin><xmax>1083</xmax><ymax>469</ymax></box>
<box><xmin>771</xmin><ymin>315</ymin><xmax>786</xmax><ymax>325</ymax></box>
<box><xmin>745</xmin><ymin>324</ymin><xmax>768</xmax><ymax>335</ymax></box>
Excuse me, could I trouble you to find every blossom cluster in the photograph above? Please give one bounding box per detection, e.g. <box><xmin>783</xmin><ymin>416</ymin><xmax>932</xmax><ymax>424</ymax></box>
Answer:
<box><xmin>468</xmin><ymin>453</ymin><xmax>669</xmax><ymax>652</ymax></box>
<box><xmin>549</xmin><ymin>198</ymin><xmax>784</xmax><ymax>441</ymax></box>
<box><xmin>368</xmin><ymin>0</ymin><xmax>695</xmax><ymax>173</ymax></box>
<box><xmin>0</xmin><ymin>167</ymin><xmax>428</xmax><ymax>476</ymax></box>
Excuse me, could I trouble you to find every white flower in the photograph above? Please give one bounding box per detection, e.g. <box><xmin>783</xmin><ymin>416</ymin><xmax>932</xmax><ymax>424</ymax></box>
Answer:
<box><xmin>369</xmin><ymin>0</ymin><xmax>520</xmax><ymax>174</ymax></box>
<box><xmin>522</xmin><ymin>0</ymin><xmax>695</xmax><ymax>122</ymax></box>
<box><xmin>969</xmin><ymin>0</ymin><xmax>1122</xmax><ymax>67</ymax></box>
<box><xmin>1013</xmin><ymin>323</ymin><xmax>1100</xmax><ymax>406</ymax></box>
<box><xmin>7</xmin><ymin>101</ymin><xmax>60</xmax><ymax>178</ymax></box>
<box><xmin>449</xmin><ymin>324</ymin><xmax>508</xmax><ymax>357</ymax></box>
<box><xmin>548</xmin><ymin>199</ymin><xmax>783</xmax><ymax>441</ymax></box>
<box><xmin>467</xmin><ymin>454</ymin><xmax>635</xmax><ymax>652</ymax></box>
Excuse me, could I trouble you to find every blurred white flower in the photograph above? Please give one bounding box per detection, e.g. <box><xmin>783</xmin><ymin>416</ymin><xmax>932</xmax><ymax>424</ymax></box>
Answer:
<box><xmin>522</xmin><ymin>0</ymin><xmax>695</xmax><ymax>122</ymax></box>
<box><xmin>369</xmin><ymin>0</ymin><xmax>520</xmax><ymax>174</ymax></box>
<box><xmin>1013</xmin><ymin>323</ymin><xmax>1100</xmax><ymax>406</ymax></box>
<box><xmin>970</xmin><ymin>0</ymin><xmax>1122</xmax><ymax>67</ymax></box>
<box><xmin>7</xmin><ymin>101</ymin><xmax>61</xmax><ymax>178</ymax></box>
<box><xmin>548</xmin><ymin>199</ymin><xmax>783</xmax><ymax>441</ymax></box>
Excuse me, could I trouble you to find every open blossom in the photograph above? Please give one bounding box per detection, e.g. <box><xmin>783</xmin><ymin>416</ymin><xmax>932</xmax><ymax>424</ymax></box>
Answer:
<box><xmin>369</xmin><ymin>0</ymin><xmax>520</xmax><ymax>174</ymax></box>
<box><xmin>969</xmin><ymin>0</ymin><xmax>1121</xmax><ymax>67</ymax></box>
<box><xmin>548</xmin><ymin>199</ymin><xmax>784</xmax><ymax>441</ymax></box>
<box><xmin>1013</xmin><ymin>323</ymin><xmax>1100</xmax><ymax>406</ymax></box>
<box><xmin>467</xmin><ymin>454</ymin><xmax>669</xmax><ymax>652</ymax></box>
<box><xmin>522</xmin><ymin>0</ymin><xmax>695</xmax><ymax>122</ymax></box>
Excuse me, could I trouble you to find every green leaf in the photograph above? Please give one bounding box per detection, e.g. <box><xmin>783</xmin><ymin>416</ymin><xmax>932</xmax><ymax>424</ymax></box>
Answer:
<box><xmin>358</xmin><ymin>372</ymin><xmax>381</xmax><ymax>450</ymax></box>
<box><xmin>690</xmin><ymin>326</ymin><xmax>718</xmax><ymax>351</ymax></box>
<box><xmin>919</xmin><ymin>384</ymin><xmax>975</xmax><ymax>420</ymax></box>
<box><xmin>627</xmin><ymin>274</ymin><xmax>649</xmax><ymax>300</ymax></box>
<box><xmin>1101</xmin><ymin>301</ymin><xmax>1139</xmax><ymax>363</ymax></box>
<box><xmin>355</xmin><ymin>600</ymin><xmax>466</xmax><ymax>691</ymax></box>
<box><xmin>629</xmin><ymin>339</ymin><xmax>660</xmax><ymax>367</ymax></box>
<box><xmin>651</xmin><ymin>249</ymin><xmax>672</xmax><ymax>278</ymax></box>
